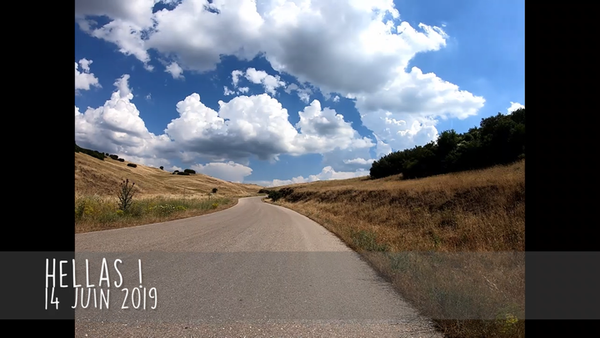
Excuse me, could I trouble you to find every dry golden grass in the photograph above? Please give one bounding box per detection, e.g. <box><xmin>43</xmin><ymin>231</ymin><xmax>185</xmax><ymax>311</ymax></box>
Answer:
<box><xmin>75</xmin><ymin>152</ymin><xmax>264</xmax><ymax>232</ymax></box>
<box><xmin>268</xmin><ymin>160</ymin><xmax>525</xmax><ymax>338</ymax></box>
<box><xmin>75</xmin><ymin>152</ymin><xmax>262</xmax><ymax>198</ymax></box>
<box><xmin>273</xmin><ymin>160</ymin><xmax>524</xmax><ymax>252</ymax></box>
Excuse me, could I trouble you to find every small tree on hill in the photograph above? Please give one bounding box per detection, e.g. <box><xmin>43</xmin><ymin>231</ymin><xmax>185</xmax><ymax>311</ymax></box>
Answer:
<box><xmin>212</xmin><ymin>188</ymin><xmax>218</xmax><ymax>194</ymax></box>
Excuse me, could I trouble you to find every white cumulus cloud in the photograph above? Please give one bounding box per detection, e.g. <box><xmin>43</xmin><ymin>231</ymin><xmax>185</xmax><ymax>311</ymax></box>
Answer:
<box><xmin>191</xmin><ymin>161</ymin><xmax>253</xmax><ymax>182</ymax></box>
<box><xmin>75</xmin><ymin>0</ymin><xmax>487</xmax><ymax>156</ymax></box>
<box><xmin>165</xmin><ymin>62</ymin><xmax>184</xmax><ymax>79</ymax></box>
<box><xmin>269</xmin><ymin>166</ymin><xmax>368</xmax><ymax>187</ymax></box>
<box><xmin>507</xmin><ymin>101</ymin><xmax>524</xmax><ymax>114</ymax></box>
<box><xmin>85</xmin><ymin>18</ymin><xmax>153</xmax><ymax>70</ymax></box>
<box><xmin>75</xmin><ymin>73</ymin><xmax>374</xmax><ymax>169</ymax></box>
<box><xmin>244</xmin><ymin>67</ymin><xmax>286</xmax><ymax>95</ymax></box>
<box><xmin>343</xmin><ymin>158</ymin><xmax>375</xmax><ymax>165</ymax></box>
<box><xmin>75</xmin><ymin>74</ymin><xmax>172</xmax><ymax>160</ymax></box>
<box><xmin>75</xmin><ymin>58</ymin><xmax>101</xmax><ymax>93</ymax></box>
<box><xmin>224</xmin><ymin>86</ymin><xmax>236</xmax><ymax>96</ymax></box>
<box><xmin>293</xmin><ymin>100</ymin><xmax>374</xmax><ymax>154</ymax></box>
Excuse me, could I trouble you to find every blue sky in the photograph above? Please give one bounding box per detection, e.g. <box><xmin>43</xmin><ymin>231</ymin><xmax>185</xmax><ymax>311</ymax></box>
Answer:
<box><xmin>75</xmin><ymin>0</ymin><xmax>524</xmax><ymax>187</ymax></box>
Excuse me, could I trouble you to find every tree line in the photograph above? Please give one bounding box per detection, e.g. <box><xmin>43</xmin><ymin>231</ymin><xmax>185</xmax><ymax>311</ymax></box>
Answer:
<box><xmin>75</xmin><ymin>143</ymin><xmax>106</xmax><ymax>161</ymax></box>
<box><xmin>369</xmin><ymin>108</ymin><xmax>525</xmax><ymax>180</ymax></box>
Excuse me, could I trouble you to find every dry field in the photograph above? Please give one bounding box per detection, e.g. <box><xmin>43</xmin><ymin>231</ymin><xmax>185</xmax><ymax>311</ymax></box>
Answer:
<box><xmin>268</xmin><ymin>160</ymin><xmax>526</xmax><ymax>338</ymax></box>
<box><xmin>75</xmin><ymin>152</ymin><xmax>263</xmax><ymax>233</ymax></box>
<box><xmin>75</xmin><ymin>152</ymin><xmax>261</xmax><ymax>198</ymax></box>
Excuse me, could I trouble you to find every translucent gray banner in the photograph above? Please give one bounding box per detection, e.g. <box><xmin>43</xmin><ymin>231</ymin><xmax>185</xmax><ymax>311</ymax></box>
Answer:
<box><xmin>67</xmin><ymin>251</ymin><xmax>525</xmax><ymax>322</ymax></box>
<box><xmin>4</xmin><ymin>251</ymin><xmax>599</xmax><ymax>322</ymax></box>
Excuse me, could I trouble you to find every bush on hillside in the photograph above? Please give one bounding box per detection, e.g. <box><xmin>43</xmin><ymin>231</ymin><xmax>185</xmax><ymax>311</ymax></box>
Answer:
<box><xmin>75</xmin><ymin>143</ymin><xmax>105</xmax><ymax>161</ymax></box>
<box><xmin>268</xmin><ymin>190</ymin><xmax>283</xmax><ymax>201</ymax></box>
<box><xmin>279</xmin><ymin>187</ymin><xmax>294</xmax><ymax>197</ymax></box>
<box><xmin>184</xmin><ymin>169</ymin><xmax>196</xmax><ymax>174</ymax></box>
<box><xmin>127</xmin><ymin>163</ymin><xmax>137</xmax><ymax>168</ymax></box>
<box><xmin>268</xmin><ymin>187</ymin><xmax>294</xmax><ymax>201</ymax></box>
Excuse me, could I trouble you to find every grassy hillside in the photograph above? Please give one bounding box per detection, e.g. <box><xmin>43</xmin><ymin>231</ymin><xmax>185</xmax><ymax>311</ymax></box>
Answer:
<box><xmin>75</xmin><ymin>151</ymin><xmax>261</xmax><ymax>198</ymax></box>
<box><xmin>75</xmin><ymin>150</ymin><xmax>263</xmax><ymax>233</ymax></box>
<box><xmin>266</xmin><ymin>160</ymin><xmax>525</xmax><ymax>338</ymax></box>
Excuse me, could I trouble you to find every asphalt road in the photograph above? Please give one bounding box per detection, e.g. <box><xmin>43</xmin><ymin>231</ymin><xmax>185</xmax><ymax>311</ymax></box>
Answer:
<box><xmin>75</xmin><ymin>196</ymin><xmax>442</xmax><ymax>337</ymax></box>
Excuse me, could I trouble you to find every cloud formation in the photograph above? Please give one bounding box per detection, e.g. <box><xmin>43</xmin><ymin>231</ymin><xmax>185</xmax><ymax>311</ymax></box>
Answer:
<box><xmin>243</xmin><ymin>68</ymin><xmax>286</xmax><ymax>95</ymax></box>
<box><xmin>75</xmin><ymin>0</ymin><xmax>486</xmax><ymax>158</ymax></box>
<box><xmin>191</xmin><ymin>161</ymin><xmax>253</xmax><ymax>182</ymax></box>
<box><xmin>268</xmin><ymin>166</ymin><xmax>368</xmax><ymax>187</ymax></box>
<box><xmin>507</xmin><ymin>101</ymin><xmax>524</xmax><ymax>113</ymax></box>
<box><xmin>75</xmin><ymin>74</ymin><xmax>170</xmax><ymax>160</ymax></box>
<box><xmin>285</xmin><ymin>83</ymin><xmax>313</xmax><ymax>103</ymax></box>
<box><xmin>165</xmin><ymin>62</ymin><xmax>184</xmax><ymax>79</ymax></box>
<box><xmin>75</xmin><ymin>58</ymin><xmax>101</xmax><ymax>93</ymax></box>
<box><xmin>75</xmin><ymin>73</ymin><xmax>373</xmax><ymax>169</ymax></box>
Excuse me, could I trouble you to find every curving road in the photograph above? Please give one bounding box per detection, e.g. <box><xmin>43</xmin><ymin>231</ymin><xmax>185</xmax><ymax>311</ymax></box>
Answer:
<box><xmin>75</xmin><ymin>196</ymin><xmax>442</xmax><ymax>337</ymax></box>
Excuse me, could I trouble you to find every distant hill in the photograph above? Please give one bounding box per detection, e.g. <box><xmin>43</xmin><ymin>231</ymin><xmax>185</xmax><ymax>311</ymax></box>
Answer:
<box><xmin>75</xmin><ymin>145</ymin><xmax>263</xmax><ymax>197</ymax></box>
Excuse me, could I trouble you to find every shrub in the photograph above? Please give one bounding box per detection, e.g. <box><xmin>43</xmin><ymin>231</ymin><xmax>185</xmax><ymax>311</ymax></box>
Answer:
<box><xmin>127</xmin><ymin>202</ymin><xmax>144</xmax><ymax>217</ymax></box>
<box><xmin>75</xmin><ymin>200</ymin><xmax>93</xmax><ymax>220</ymax></box>
<box><xmin>184</xmin><ymin>169</ymin><xmax>196</xmax><ymax>174</ymax></box>
<box><xmin>109</xmin><ymin>154</ymin><xmax>119</xmax><ymax>160</ymax></box>
<box><xmin>258</xmin><ymin>189</ymin><xmax>271</xmax><ymax>194</ymax></box>
<box><xmin>160</xmin><ymin>166</ymin><xmax>164</xmax><ymax>170</ymax></box>
<box><xmin>117</xmin><ymin>179</ymin><xmax>136</xmax><ymax>212</ymax></box>
<box><xmin>268</xmin><ymin>188</ymin><xmax>295</xmax><ymax>201</ymax></box>
<box><xmin>212</xmin><ymin>188</ymin><xmax>218</xmax><ymax>194</ymax></box>
<box><xmin>280</xmin><ymin>187</ymin><xmax>294</xmax><ymax>197</ymax></box>
<box><xmin>118</xmin><ymin>158</ymin><xmax>125</xmax><ymax>162</ymax></box>
<box><xmin>177</xmin><ymin>171</ymin><xmax>190</xmax><ymax>175</ymax></box>
<box><xmin>127</xmin><ymin>163</ymin><xmax>137</xmax><ymax>168</ymax></box>
<box><xmin>268</xmin><ymin>190</ymin><xmax>283</xmax><ymax>201</ymax></box>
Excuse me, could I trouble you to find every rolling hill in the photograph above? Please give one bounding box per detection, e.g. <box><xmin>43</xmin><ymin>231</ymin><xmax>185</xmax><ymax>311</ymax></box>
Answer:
<box><xmin>75</xmin><ymin>147</ymin><xmax>263</xmax><ymax>198</ymax></box>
